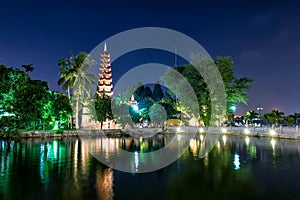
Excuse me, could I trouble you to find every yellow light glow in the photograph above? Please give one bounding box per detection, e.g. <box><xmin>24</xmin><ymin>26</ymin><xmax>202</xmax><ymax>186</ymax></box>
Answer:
<box><xmin>245</xmin><ymin>136</ymin><xmax>250</xmax><ymax>146</ymax></box>
<box><xmin>244</xmin><ymin>128</ymin><xmax>250</xmax><ymax>134</ymax></box>
<box><xmin>271</xmin><ymin>139</ymin><xmax>276</xmax><ymax>149</ymax></box>
<box><xmin>222</xmin><ymin>135</ymin><xmax>227</xmax><ymax>145</ymax></box>
<box><xmin>200</xmin><ymin>134</ymin><xmax>204</xmax><ymax>142</ymax></box>
<box><xmin>270</xmin><ymin>129</ymin><xmax>276</xmax><ymax>136</ymax></box>
<box><xmin>221</xmin><ymin>128</ymin><xmax>227</xmax><ymax>133</ymax></box>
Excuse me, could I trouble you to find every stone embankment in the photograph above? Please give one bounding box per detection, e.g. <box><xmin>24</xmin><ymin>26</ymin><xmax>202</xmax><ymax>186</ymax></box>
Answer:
<box><xmin>15</xmin><ymin>126</ymin><xmax>300</xmax><ymax>141</ymax></box>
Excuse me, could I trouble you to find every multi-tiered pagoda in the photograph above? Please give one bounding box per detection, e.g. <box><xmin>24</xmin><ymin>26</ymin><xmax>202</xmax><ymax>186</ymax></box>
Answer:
<box><xmin>97</xmin><ymin>42</ymin><xmax>113</xmax><ymax>97</ymax></box>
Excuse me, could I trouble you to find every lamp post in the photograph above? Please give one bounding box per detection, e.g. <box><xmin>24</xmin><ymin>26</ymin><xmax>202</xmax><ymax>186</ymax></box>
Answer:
<box><xmin>257</xmin><ymin>107</ymin><xmax>263</xmax><ymax>126</ymax></box>
<box><xmin>230</xmin><ymin>105</ymin><xmax>237</xmax><ymax>126</ymax></box>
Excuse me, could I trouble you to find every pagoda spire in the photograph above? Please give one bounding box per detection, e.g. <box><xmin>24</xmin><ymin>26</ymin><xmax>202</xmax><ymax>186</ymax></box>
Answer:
<box><xmin>104</xmin><ymin>42</ymin><xmax>107</xmax><ymax>52</ymax></box>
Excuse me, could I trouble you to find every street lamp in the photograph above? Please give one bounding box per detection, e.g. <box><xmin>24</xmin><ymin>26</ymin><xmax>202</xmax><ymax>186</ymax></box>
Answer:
<box><xmin>257</xmin><ymin>107</ymin><xmax>263</xmax><ymax>119</ymax></box>
<box><xmin>257</xmin><ymin>107</ymin><xmax>263</xmax><ymax>127</ymax></box>
<box><xmin>132</xmin><ymin>104</ymin><xmax>139</xmax><ymax>112</ymax></box>
<box><xmin>229</xmin><ymin>105</ymin><xmax>237</xmax><ymax>125</ymax></box>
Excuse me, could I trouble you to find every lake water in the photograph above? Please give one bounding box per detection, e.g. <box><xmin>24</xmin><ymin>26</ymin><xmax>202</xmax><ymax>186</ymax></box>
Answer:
<box><xmin>1</xmin><ymin>135</ymin><xmax>300</xmax><ymax>199</ymax></box>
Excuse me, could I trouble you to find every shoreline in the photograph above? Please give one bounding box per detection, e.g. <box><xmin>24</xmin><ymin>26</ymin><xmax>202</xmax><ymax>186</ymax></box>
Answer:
<box><xmin>2</xmin><ymin>127</ymin><xmax>300</xmax><ymax>141</ymax></box>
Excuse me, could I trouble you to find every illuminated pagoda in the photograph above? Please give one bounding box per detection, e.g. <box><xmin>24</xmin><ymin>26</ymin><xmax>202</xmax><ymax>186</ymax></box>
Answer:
<box><xmin>97</xmin><ymin>42</ymin><xmax>113</xmax><ymax>97</ymax></box>
<box><xmin>81</xmin><ymin>42</ymin><xmax>119</xmax><ymax>129</ymax></box>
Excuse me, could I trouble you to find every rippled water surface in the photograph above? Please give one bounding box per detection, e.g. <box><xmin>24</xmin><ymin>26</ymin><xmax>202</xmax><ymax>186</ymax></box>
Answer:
<box><xmin>1</xmin><ymin>135</ymin><xmax>300</xmax><ymax>199</ymax></box>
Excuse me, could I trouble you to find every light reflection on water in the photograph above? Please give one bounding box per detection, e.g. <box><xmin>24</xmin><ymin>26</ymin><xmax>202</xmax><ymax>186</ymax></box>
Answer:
<box><xmin>1</xmin><ymin>135</ymin><xmax>300</xmax><ymax>199</ymax></box>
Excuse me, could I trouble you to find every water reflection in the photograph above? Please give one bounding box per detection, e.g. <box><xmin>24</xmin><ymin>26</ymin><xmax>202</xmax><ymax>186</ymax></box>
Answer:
<box><xmin>1</xmin><ymin>135</ymin><xmax>300</xmax><ymax>199</ymax></box>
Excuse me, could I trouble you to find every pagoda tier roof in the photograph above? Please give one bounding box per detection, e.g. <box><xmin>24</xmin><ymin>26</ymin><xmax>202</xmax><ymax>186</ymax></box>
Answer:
<box><xmin>99</xmin><ymin>83</ymin><xmax>112</xmax><ymax>86</ymax></box>
<box><xmin>99</xmin><ymin>80</ymin><xmax>112</xmax><ymax>83</ymax></box>
<box><xmin>101</xmin><ymin>52</ymin><xmax>110</xmax><ymax>56</ymax></box>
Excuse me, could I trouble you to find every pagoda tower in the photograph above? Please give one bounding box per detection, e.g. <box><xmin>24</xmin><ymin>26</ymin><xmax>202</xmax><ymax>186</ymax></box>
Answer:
<box><xmin>97</xmin><ymin>42</ymin><xmax>113</xmax><ymax>97</ymax></box>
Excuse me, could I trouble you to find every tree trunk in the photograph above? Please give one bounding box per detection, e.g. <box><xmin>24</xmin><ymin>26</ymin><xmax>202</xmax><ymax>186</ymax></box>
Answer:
<box><xmin>67</xmin><ymin>86</ymin><xmax>71</xmax><ymax>128</ymax></box>
<box><xmin>75</xmin><ymin>94</ymin><xmax>79</xmax><ymax>129</ymax></box>
<box><xmin>67</xmin><ymin>86</ymin><xmax>70</xmax><ymax>100</ymax></box>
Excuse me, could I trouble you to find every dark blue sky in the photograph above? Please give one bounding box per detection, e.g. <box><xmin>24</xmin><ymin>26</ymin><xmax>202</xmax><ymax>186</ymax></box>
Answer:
<box><xmin>1</xmin><ymin>0</ymin><xmax>300</xmax><ymax>115</ymax></box>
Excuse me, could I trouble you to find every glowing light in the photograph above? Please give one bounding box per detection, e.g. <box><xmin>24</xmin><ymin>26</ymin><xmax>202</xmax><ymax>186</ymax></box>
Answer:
<box><xmin>217</xmin><ymin>141</ymin><xmax>220</xmax><ymax>149</ymax></box>
<box><xmin>189</xmin><ymin>139</ymin><xmax>198</xmax><ymax>157</ymax></box>
<box><xmin>134</xmin><ymin>151</ymin><xmax>139</xmax><ymax>172</ymax></box>
<box><xmin>244</xmin><ymin>128</ymin><xmax>250</xmax><ymax>134</ymax></box>
<box><xmin>270</xmin><ymin>129</ymin><xmax>276</xmax><ymax>136</ymax></box>
<box><xmin>221</xmin><ymin>128</ymin><xmax>227</xmax><ymax>133</ymax></box>
<box><xmin>176</xmin><ymin>127</ymin><xmax>181</xmax><ymax>132</ymax></box>
<box><xmin>200</xmin><ymin>134</ymin><xmax>204</xmax><ymax>142</ymax></box>
<box><xmin>245</xmin><ymin>136</ymin><xmax>250</xmax><ymax>146</ymax></box>
<box><xmin>132</xmin><ymin>105</ymin><xmax>139</xmax><ymax>111</ymax></box>
<box><xmin>53</xmin><ymin>121</ymin><xmax>59</xmax><ymax>130</ymax></box>
<box><xmin>271</xmin><ymin>139</ymin><xmax>276</xmax><ymax>149</ymax></box>
<box><xmin>222</xmin><ymin>135</ymin><xmax>227</xmax><ymax>145</ymax></box>
<box><xmin>233</xmin><ymin>153</ymin><xmax>240</xmax><ymax>170</ymax></box>
<box><xmin>230</xmin><ymin>105</ymin><xmax>237</xmax><ymax>112</ymax></box>
<box><xmin>177</xmin><ymin>134</ymin><xmax>182</xmax><ymax>142</ymax></box>
<box><xmin>53</xmin><ymin>140</ymin><xmax>58</xmax><ymax>160</ymax></box>
<box><xmin>199</xmin><ymin>127</ymin><xmax>204</xmax><ymax>133</ymax></box>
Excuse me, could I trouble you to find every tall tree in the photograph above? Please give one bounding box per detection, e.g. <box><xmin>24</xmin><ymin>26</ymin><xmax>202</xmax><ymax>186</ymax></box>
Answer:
<box><xmin>13</xmin><ymin>80</ymin><xmax>49</xmax><ymax>129</ymax></box>
<box><xmin>134</xmin><ymin>81</ymin><xmax>145</xmax><ymax>102</ymax></box>
<box><xmin>152</xmin><ymin>82</ymin><xmax>164</xmax><ymax>102</ymax></box>
<box><xmin>58</xmin><ymin>58</ymin><xmax>77</xmax><ymax>99</ymax></box>
<box><xmin>94</xmin><ymin>93</ymin><xmax>113</xmax><ymax>129</ymax></box>
<box><xmin>144</xmin><ymin>86</ymin><xmax>152</xmax><ymax>98</ymax></box>
<box><xmin>162</xmin><ymin>56</ymin><xmax>253</xmax><ymax>125</ymax></box>
<box><xmin>58</xmin><ymin>52</ymin><xmax>98</xmax><ymax>129</ymax></box>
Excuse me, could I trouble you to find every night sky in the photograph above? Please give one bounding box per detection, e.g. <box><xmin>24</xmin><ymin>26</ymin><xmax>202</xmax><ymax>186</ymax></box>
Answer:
<box><xmin>1</xmin><ymin>0</ymin><xmax>300</xmax><ymax>115</ymax></box>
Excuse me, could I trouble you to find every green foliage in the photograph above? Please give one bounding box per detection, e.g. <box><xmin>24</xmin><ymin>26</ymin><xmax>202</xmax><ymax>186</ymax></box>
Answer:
<box><xmin>13</xmin><ymin>80</ymin><xmax>49</xmax><ymax>129</ymax></box>
<box><xmin>152</xmin><ymin>82</ymin><xmax>164</xmax><ymax>101</ymax></box>
<box><xmin>149</xmin><ymin>103</ymin><xmax>167</xmax><ymax>126</ymax></box>
<box><xmin>58</xmin><ymin>52</ymin><xmax>98</xmax><ymax>129</ymax></box>
<box><xmin>284</xmin><ymin>115</ymin><xmax>295</xmax><ymax>126</ymax></box>
<box><xmin>112</xmin><ymin>103</ymin><xmax>133</xmax><ymax>128</ymax></box>
<box><xmin>264</xmin><ymin>110</ymin><xmax>284</xmax><ymax>125</ymax></box>
<box><xmin>162</xmin><ymin>56</ymin><xmax>253</xmax><ymax>125</ymax></box>
<box><xmin>93</xmin><ymin>93</ymin><xmax>113</xmax><ymax>129</ymax></box>
<box><xmin>244</xmin><ymin>110</ymin><xmax>259</xmax><ymax>125</ymax></box>
<box><xmin>0</xmin><ymin>64</ymin><xmax>73</xmax><ymax>133</ymax></box>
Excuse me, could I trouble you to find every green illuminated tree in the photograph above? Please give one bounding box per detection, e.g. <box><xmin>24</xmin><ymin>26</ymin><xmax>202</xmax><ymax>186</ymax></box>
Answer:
<box><xmin>94</xmin><ymin>93</ymin><xmax>113</xmax><ymax>129</ymax></box>
<box><xmin>0</xmin><ymin>64</ymin><xmax>72</xmax><ymax>132</ymax></box>
<box><xmin>162</xmin><ymin>56</ymin><xmax>253</xmax><ymax>125</ymax></box>
<box><xmin>13</xmin><ymin>80</ymin><xmax>49</xmax><ymax>129</ymax></box>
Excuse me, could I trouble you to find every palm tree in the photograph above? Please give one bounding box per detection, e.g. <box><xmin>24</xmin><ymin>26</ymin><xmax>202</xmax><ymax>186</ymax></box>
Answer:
<box><xmin>21</xmin><ymin>64</ymin><xmax>34</xmax><ymax>73</ymax></box>
<box><xmin>58</xmin><ymin>52</ymin><xmax>98</xmax><ymax>129</ymax></box>
<box><xmin>245</xmin><ymin>110</ymin><xmax>258</xmax><ymax>125</ymax></box>
<box><xmin>293</xmin><ymin>113</ymin><xmax>300</xmax><ymax>125</ymax></box>
<box><xmin>284</xmin><ymin>115</ymin><xmax>295</xmax><ymax>126</ymax></box>
<box><xmin>58</xmin><ymin>59</ymin><xmax>77</xmax><ymax>99</ymax></box>
<box><xmin>264</xmin><ymin>110</ymin><xmax>284</xmax><ymax>126</ymax></box>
